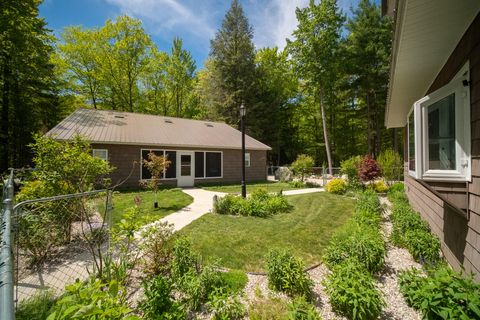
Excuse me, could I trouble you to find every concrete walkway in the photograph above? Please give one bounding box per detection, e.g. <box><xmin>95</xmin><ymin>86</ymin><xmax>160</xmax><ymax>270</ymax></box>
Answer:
<box><xmin>282</xmin><ymin>187</ymin><xmax>324</xmax><ymax>196</ymax></box>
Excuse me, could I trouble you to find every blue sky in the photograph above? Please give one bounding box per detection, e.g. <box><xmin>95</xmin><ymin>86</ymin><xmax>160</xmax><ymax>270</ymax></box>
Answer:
<box><xmin>40</xmin><ymin>0</ymin><xmax>362</xmax><ymax>69</ymax></box>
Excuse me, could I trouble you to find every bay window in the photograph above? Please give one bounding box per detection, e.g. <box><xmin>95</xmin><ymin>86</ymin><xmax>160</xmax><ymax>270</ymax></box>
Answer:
<box><xmin>408</xmin><ymin>63</ymin><xmax>470</xmax><ymax>181</ymax></box>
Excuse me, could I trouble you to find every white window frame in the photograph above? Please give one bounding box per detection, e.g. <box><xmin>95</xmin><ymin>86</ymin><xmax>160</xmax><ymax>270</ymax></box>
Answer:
<box><xmin>92</xmin><ymin>149</ymin><xmax>108</xmax><ymax>161</ymax></box>
<box><xmin>140</xmin><ymin>149</ymin><xmax>177</xmax><ymax>181</ymax></box>
<box><xmin>245</xmin><ymin>152</ymin><xmax>251</xmax><ymax>167</ymax></box>
<box><xmin>408</xmin><ymin>62</ymin><xmax>471</xmax><ymax>182</ymax></box>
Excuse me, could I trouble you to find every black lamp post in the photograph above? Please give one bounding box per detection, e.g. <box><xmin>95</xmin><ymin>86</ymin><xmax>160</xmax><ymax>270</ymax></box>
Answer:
<box><xmin>240</xmin><ymin>103</ymin><xmax>246</xmax><ymax>198</ymax></box>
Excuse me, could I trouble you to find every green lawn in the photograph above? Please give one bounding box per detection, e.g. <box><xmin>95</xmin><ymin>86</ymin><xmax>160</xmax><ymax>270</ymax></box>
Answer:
<box><xmin>199</xmin><ymin>181</ymin><xmax>308</xmax><ymax>194</ymax></box>
<box><xmin>178</xmin><ymin>192</ymin><xmax>355</xmax><ymax>272</ymax></box>
<box><xmin>107</xmin><ymin>188</ymin><xmax>193</xmax><ymax>226</ymax></box>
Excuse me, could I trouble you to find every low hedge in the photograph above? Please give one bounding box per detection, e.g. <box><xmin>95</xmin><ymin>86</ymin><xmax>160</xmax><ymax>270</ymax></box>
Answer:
<box><xmin>213</xmin><ymin>189</ymin><xmax>291</xmax><ymax>217</ymax></box>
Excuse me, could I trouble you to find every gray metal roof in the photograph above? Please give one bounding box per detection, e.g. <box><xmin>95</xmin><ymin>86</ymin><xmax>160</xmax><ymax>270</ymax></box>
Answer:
<box><xmin>47</xmin><ymin>108</ymin><xmax>271</xmax><ymax>151</ymax></box>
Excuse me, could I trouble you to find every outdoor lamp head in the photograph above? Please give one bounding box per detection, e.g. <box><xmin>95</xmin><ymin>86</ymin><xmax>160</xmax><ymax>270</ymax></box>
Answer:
<box><xmin>240</xmin><ymin>104</ymin><xmax>246</xmax><ymax>117</ymax></box>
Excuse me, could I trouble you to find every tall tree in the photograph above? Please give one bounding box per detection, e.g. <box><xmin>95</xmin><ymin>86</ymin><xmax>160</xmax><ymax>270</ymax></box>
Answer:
<box><xmin>142</xmin><ymin>47</ymin><xmax>169</xmax><ymax>115</ymax></box>
<box><xmin>0</xmin><ymin>0</ymin><xmax>59</xmax><ymax>171</ymax></box>
<box><xmin>345</xmin><ymin>0</ymin><xmax>392</xmax><ymax>157</ymax></box>
<box><xmin>166</xmin><ymin>38</ymin><xmax>196</xmax><ymax>117</ymax></box>
<box><xmin>288</xmin><ymin>0</ymin><xmax>345</xmax><ymax>173</ymax></box>
<box><xmin>209</xmin><ymin>0</ymin><xmax>256</xmax><ymax>126</ymax></box>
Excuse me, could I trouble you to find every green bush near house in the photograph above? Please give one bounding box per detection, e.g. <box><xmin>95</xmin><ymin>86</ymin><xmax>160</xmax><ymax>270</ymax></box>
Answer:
<box><xmin>324</xmin><ymin>259</ymin><xmax>385</xmax><ymax>320</ymax></box>
<box><xmin>214</xmin><ymin>188</ymin><xmax>291</xmax><ymax>217</ymax></box>
<box><xmin>399</xmin><ymin>265</ymin><xmax>480</xmax><ymax>320</ymax></box>
<box><xmin>340</xmin><ymin>155</ymin><xmax>362</xmax><ymax>187</ymax></box>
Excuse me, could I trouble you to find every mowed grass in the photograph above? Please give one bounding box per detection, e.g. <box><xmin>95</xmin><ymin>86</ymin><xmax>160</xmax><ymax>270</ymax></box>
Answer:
<box><xmin>178</xmin><ymin>192</ymin><xmax>355</xmax><ymax>272</ymax></box>
<box><xmin>200</xmin><ymin>181</ymin><xmax>307</xmax><ymax>194</ymax></box>
<box><xmin>107</xmin><ymin>188</ymin><xmax>193</xmax><ymax>226</ymax></box>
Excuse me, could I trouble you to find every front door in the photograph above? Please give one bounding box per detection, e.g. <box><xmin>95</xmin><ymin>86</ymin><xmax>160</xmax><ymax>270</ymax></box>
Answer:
<box><xmin>177</xmin><ymin>151</ymin><xmax>195</xmax><ymax>187</ymax></box>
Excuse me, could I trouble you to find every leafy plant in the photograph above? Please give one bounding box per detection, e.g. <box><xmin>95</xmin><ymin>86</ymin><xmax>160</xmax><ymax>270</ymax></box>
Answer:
<box><xmin>266</xmin><ymin>249</ymin><xmax>313</xmax><ymax>298</ymax></box>
<box><xmin>399</xmin><ymin>265</ymin><xmax>480</xmax><ymax>320</ymax></box>
<box><xmin>289</xmin><ymin>180</ymin><xmax>306</xmax><ymax>188</ymax></box>
<box><xmin>324</xmin><ymin>259</ymin><xmax>385</xmax><ymax>320</ymax></box>
<box><xmin>340</xmin><ymin>155</ymin><xmax>362</xmax><ymax>186</ymax></box>
<box><xmin>358</xmin><ymin>155</ymin><xmax>381</xmax><ymax>182</ymax></box>
<box><xmin>287</xmin><ymin>296</ymin><xmax>322</xmax><ymax>320</ymax></box>
<box><xmin>139</xmin><ymin>275</ymin><xmax>185</xmax><ymax>319</ymax></box>
<box><xmin>367</xmin><ymin>180</ymin><xmax>389</xmax><ymax>193</ymax></box>
<box><xmin>290</xmin><ymin>154</ymin><xmax>315</xmax><ymax>182</ymax></box>
<box><xmin>325</xmin><ymin>178</ymin><xmax>347</xmax><ymax>194</ymax></box>
<box><xmin>323</xmin><ymin>222</ymin><xmax>385</xmax><ymax>273</ymax></box>
<box><xmin>171</xmin><ymin>237</ymin><xmax>199</xmax><ymax>279</ymax></box>
<box><xmin>139</xmin><ymin>221</ymin><xmax>175</xmax><ymax>276</ymax></box>
<box><xmin>377</xmin><ymin>149</ymin><xmax>403</xmax><ymax>184</ymax></box>
<box><xmin>248</xmin><ymin>297</ymin><xmax>289</xmax><ymax>320</ymax></box>
<box><xmin>141</xmin><ymin>151</ymin><xmax>171</xmax><ymax>208</ymax></box>
<box><xmin>47</xmin><ymin>279</ymin><xmax>136</xmax><ymax>320</ymax></box>
<box><xmin>207</xmin><ymin>288</ymin><xmax>246</xmax><ymax>320</ymax></box>
<box><xmin>218</xmin><ymin>269</ymin><xmax>248</xmax><ymax>294</ymax></box>
<box><xmin>16</xmin><ymin>290</ymin><xmax>56</xmax><ymax>320</ymax></box>
<box><xmin>404</xmin><ymin>228</ymin><xmax>441</xmax><ymax>265</ymax></box>
<box><xmin>213</xmin><ymin>190</ymin><xmax>291</xmax><ymax>217</ymax></box>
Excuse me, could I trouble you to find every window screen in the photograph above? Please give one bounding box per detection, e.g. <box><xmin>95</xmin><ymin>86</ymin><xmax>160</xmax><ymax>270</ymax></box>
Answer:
<box><xmin>195</xmin><ymin>152</ymin><xmax>205</xmax><ymax>178</ymax></box>
<box><xmin>165</xmin><ymin>151</ymin><xmax>177</xmax><ymax>178</ymax></box>
<box><xmin>206</xmin><ymin>152</ymin><xmax>222</xmax><ymax>177</ymax></box>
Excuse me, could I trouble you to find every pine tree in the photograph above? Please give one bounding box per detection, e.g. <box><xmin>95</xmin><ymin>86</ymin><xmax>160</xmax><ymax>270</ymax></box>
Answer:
<box><xmin>209</xmin><ymin>0</ymin><xmax>256</xmax><ymax>126</ymax></box>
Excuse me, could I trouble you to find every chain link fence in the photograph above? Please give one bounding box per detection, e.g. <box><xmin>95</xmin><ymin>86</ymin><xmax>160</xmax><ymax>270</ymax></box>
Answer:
<box><xmin>13</xmin><ymin>189</ymin><xmax>113</xmax><ymax>304</ymax></box>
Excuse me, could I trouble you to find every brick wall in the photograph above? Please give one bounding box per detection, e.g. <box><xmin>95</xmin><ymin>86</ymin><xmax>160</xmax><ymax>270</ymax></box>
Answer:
<box><xmin>92</xmin><ymin>143</ymin><xmax>267</xmax><ymax>188</ymax></box>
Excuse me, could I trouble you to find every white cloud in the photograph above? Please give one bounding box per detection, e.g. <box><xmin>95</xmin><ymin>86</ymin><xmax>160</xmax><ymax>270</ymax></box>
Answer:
<box><xmin>104</xmin><ymin>0</ymin><xmax>216</xmax><ymax>38</ymax></box>
<box><xmin>247</xmin><ymin>0</ymin><xmax>309</xmax><ymax>49</ymax></box>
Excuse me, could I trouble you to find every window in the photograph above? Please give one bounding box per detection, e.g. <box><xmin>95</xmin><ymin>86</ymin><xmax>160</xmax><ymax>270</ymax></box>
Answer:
<box><xmin>194</xmin><ymin>151</ymin><xmax>222</xmax><ymax>178</ymax></box>
<box><xmin>245</xmin><ymin>153</ymin><xmax>251</xmax><ymax>167</ymax></box>
<box><xmin>141</xmin><ymin>149</ymin><xmax>176</xmax><ymax>180</ymax></box>
<box><xmin>408</xmin><ymin>63</ymin><xmax>471</xmax><ymax>181</ymax></box>
<box><xmin>92</xmin><ymin>149</ymin><xmax>108</xmax><ymax>161</ymax></box>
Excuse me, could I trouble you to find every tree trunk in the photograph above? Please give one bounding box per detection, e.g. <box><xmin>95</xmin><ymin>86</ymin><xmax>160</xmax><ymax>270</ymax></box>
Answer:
<box><xmin>320</xmin><ymin>89</ymin><xmax>333</xmax><ymax>175</ymax></box>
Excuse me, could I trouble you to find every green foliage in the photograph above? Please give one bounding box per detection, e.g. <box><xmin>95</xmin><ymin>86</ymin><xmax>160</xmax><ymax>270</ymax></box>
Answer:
<box><xmin>47</xmin><ymin>279</ymin><xmax>137</xmax><ymax>320</ymax></box>
<box><xmin>289</xmin><ymin>180</ymin><xmax>306</xmax><ymax>188</ymax></box>
<box><xmin>139</xmin><ymin>222</ymin><xmax>175</xmax><ymax>276</ymax></box>
<box><xmin>366</xmin><ymin>180</ymin><xmax>389</xmax><ymax>193</ymax></box>
<box><xmin>266</xmin><ymin>249</ymin><xmax>313</xmax><ymax>298</ymax></box>
<box><xmin>291</xmin><ymin>154</ymin><xmax>315</xmax><ymax>182</ymax></box>
<box><xmin>218</xmin><ymin>269</ymin><xmax>248</xmax><ymax>294</ymax></box>
<box><xmin>171</xmin><ymin>238</ymin><xmax>199</xmax><ymax>279</ymax></box>
<box><xmin>355</xmin><ymin>190</ymin><xmax>382</xmax><ymax>218</ymax></box>
<box><xmin>389</xmin><ymin>193</ymin><xmax>441</xmax><ymax>265</ymax></box>
<box><xmin>377</xmin><ymin>149</ymin><xmax>403</xmax><ymax>183</ymax></box>
<box><xmin>340</xmin><ymin>156</ymin><xmax>362</xmax><ymax>185</ymax></box>
<box><xmin>388</xmin><ymin>182</ymin><xmax>405</xmax><ymax>195</ymax></box>
<box><xmin>287</xmin><ymin>296</ymin><xmax>322</xmax><ymax>320</ymax></box>
<box><xmin>16</xmin><ymin>290</ymin><xmax>57</xmax><ymax>320</ymax></box>
<box><xmin>207</xmin><ymin>288</ymin><xmax>246</xmax><ymax>320</ymax></box>
<box><xmin>325</xmin><ymin>178</ymin><xmax>347</xmax><ymax>194</ymax></box>
<box><xmin>213</xmin><ymin>189</ymin><xmax>291</xmax><ymax>217</ymax></box>
<box><xmin>139</xmin><ymin>275</ymin><xmax>185</xmax><ymax>320</ymax></box>
<box><xmin>399</xmin><ymin>265</ymin><xmax>480</xmax><ymax>320</ymax></box>
<box><xmin>358</xmin><ymin>155</ymin><xmax>381</xmax><ymax>182</ymax></box>
<box><xmin>324</xmin><ymin>259</ymin><xmax>385</xmax><ymax>320</ymax></box>
<box><xmin>141</xmin><ymin>151</ymin><xmax>171</xmax><ymax>198</ymax></box>
<box><xmin>323</xmin><ymin>222</ymin><xmax>385</xmax><ymax>273</ymax></box>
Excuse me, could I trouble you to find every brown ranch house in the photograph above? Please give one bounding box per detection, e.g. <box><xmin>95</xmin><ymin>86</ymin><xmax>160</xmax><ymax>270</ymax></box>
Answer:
<box><xmin>383</xmin><ymin>0</ymin><xmax>480</xmax><ymax>280</ymax></box>
<box><xmin>47</xmin><ymin>108</ymin><xmax>271</xmax><ymax>188</ymax></box>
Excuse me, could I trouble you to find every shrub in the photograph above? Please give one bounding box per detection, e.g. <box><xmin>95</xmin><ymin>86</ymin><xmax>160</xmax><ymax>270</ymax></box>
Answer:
<box><xmin>140</xmin><ymin>222</ymin><xmax>175</xmax><ymax>276</ymax></box>
<box><xmin>377</xmin><ymin>149</ymin><xmax>403</xmax><ymax>183</ymax></box>
<box><xmin>291</xmin><ymin>154</ymin><xmax>315</xmax><ymax>182</ymax></box>
<box><xmin>207</xmin><ymin>288</ymin><xmax>246</xmax><ymax>320</ymax></box>
<box><xmin>289</xmin><ymin>180</ymin><xmax>306</xmax><ymax>188</ymax></box>
<box><xmin>399</xmin><ymin>265</ymin><xmax>480</xmax><ymax>320</ymax></box>
<box><xmin>323</xmin><ymin>222</ymin><xmax>385</xmax><ymax>273</ymax></box>
<box><xmin>287</xmin><ymin>296</ymin><xmax>322</xmax><ymax>320</ymax></box>
<box><xmin>213</xmin><ymin>191</ymin><xmax>291</xmax><ymax>217</ymax></box>
<box><xmin>367</xmin><ymin>180</ymin><xmax>389</xmax><ymax>193</ymax></box>
<box><xmin>355</xmin><ymin>190</ymin><xmax>381</xmax><ymax>215</ymax></box>
<box><xmin>16</xmin><ymin>290</ymin><xmax>56</xmax><ymax>320</ymax></box>
<box><xmin>266</xmin><ymin>249</ymin><xmax>313</xmax><ymax>298</ymax></box>
<box><xmin>390</xmin><ymin>203</ymin><xmax>430</xmax><ymax>247</ymax></box>
<box><xmin>324</xmin><ymin>259</ymin><xmax>385</xmax><ymax>320</ymax></box>
<box><xmin>47</xmin><ymin>279</ymin><xmax>136</xmax><ymax>320</ymax></box>
<box><xmin>139</xmin><ymin>275</ymin><xmax>185</xmax><ymax>319</ymax></box>
<box><xmin>325</xmin><ymin>178</ymin><xmax>347</xmax><ymax>194</ymax></box>
<box><xmin>171</xmin><ymin>237</ymin><xmax>199</xmax><ymax>279</ymax></box>
<box><xmin>340</xmin><ymin>155</ymin><xmax>362</xmax><ymax>185</ymax></box>
<box><xmin>358</xmin><ymin>155</ymin><xmax>381</xmax><ymax>182</ymax></box>
<box><xmin>404</xmin><ymin>228</ymin><xmax>441</xmax><ymax>264</ymax></box>
<box><xmin>248</xmin><ymin>297</ymin><xmax>289</xmax><ymax>320</ymax></box>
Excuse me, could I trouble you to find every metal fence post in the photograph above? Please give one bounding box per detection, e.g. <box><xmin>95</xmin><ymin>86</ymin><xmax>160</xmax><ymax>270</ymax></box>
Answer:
<box><xmin>322</xmin><ymin>166</ymin><xmax>326</xmax><ymax>187</ymax></box>
<box><xmin>1</xmin><ymin>169</ymin><xmax>15</xmax><ymax>320</ymax></box>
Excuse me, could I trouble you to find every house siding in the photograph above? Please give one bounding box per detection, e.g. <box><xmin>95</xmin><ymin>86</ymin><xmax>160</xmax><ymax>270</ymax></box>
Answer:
<box><xmin>405</xmin><ymin>12</ymin><xmax>480</xmax><ymax>281</ymax></box>
<box><xmin>92</xmin><ymin>143</ymin><xmax>267</xmax><ymax>188</ymax></box>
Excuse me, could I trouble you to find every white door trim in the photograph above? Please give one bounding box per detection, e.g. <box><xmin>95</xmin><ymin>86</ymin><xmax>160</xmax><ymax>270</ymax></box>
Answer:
<box><xmin>177</xmin><ymin>151</ymin><xmax>195</xmax><ymax>187</ymax></box>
